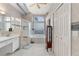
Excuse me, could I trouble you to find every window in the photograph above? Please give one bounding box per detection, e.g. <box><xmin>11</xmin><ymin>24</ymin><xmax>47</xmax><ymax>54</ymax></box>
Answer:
<box><xmin>33</xmin><ymin>16</ymin><xmax>45</xmax><ymax>34</ymax></box>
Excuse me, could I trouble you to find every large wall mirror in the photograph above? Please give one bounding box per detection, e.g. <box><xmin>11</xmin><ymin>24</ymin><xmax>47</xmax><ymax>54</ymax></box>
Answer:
<box><xmin>0</xmin><ymin>14</ymin><xmax>21</xmax><ymax>32</ymax></box>
<box><xmin>0</xmin><ymin>15</ymin><xmax>4</xmax><ymax>31</ymax></box>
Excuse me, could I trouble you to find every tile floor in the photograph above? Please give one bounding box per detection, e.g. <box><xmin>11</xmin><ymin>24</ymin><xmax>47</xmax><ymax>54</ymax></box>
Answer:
<box><xmin>8</xmin><ymin>44</ymin><xmax>53</xmax><ymax>56</ymax></box>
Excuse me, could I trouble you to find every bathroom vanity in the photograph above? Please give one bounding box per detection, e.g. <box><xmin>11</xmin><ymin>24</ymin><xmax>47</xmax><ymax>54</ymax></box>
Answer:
<box><xmin>0</xmin><ymin>35</ymin><xmax>20</xmax><ymax>55</ymax></box>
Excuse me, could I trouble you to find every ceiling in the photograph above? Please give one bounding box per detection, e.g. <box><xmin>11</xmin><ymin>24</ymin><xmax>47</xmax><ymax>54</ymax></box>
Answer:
<box><xmin>26</xmin><ymin>3</ymin><xmax>52</xmax><ymax>15</ymax></box>
<box><xmin>10</xmin><ymin>3</ymin><xmax>29</xmax><ymax>16</ymax></box>
<box><xmin>10</xmin><ymin>3</ymin><xmax>59</xmax><ymax>16</ymax></box>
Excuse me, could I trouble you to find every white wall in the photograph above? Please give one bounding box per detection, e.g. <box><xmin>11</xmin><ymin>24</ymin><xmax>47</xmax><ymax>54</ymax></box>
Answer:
<box><xmin>71</xmin><ymin>3</ymin><xmax>79</xmax><ymax>56</ymax></box>
<box><xmin>23</xmin><ymin>13</ymin><xmax>33</xmax><ymax>22</ymax></box>
<box><xmin>72</xmin><ymin>31</ymin><xmax>79</xmax><ymax>56</ymax></box>
<box><xmin>53</xmin><ymin>4</ymin><xmax>71</xmax><ymax>56</ymax></box>
<box><xmin>45</xmin><ymin>3</ymin><xmax>59</xmax><ymax>26</ymax></box>
<box><xmin>72</xmin><ymin>3</ymin><xmax>79</xmax><ymax>23</ymax></box>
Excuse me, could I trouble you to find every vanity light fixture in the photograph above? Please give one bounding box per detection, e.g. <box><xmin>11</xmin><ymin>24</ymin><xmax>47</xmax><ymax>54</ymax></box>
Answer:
<box><xmin>0</xmin><ymin>10</ymin><xmax>6</xmax><ymax>14</ymax></box>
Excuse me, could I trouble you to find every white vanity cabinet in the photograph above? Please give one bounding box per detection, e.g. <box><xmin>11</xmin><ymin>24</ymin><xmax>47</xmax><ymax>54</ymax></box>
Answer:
<box><xmin>12</xmin><ymin>37</ymin><xmax>19</xmax><ymax>52</ymax></box>
<box><xmin>0</xmin><ymin>36</ymin><xmax>20</xmax><ymax>55</ymax></box>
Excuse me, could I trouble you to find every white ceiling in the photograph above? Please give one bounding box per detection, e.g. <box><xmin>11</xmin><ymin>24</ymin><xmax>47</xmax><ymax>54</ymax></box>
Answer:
<box><xmin>10</xmin><ymin>3</ymin><xmax>59</xmax><ymax>16</ymax></box>
<box><xmin>10</xmin><ymin>3</ymin><xmax>29</xmax><ymax>15</ymax></box>
<box><xmin>26</xmin><ymin>3</ymin><xmax>52</xmax><ymax>15</ymax></box>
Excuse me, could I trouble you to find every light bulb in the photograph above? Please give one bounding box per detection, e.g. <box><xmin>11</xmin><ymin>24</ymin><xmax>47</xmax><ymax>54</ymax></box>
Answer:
<box><xmin>0</xmin><ymin>11</ymin><xmax>5</xmax><ymax>14</ymax></box>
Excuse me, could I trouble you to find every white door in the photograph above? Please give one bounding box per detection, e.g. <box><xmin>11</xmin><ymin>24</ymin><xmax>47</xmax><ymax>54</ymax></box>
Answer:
<box><xmin>54</xmin><ymin>4</ymin><xmax>71</xmax><ymax>56</ymax></box>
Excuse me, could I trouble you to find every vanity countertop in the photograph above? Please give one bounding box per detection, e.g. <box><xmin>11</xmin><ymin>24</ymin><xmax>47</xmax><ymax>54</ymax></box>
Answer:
<box><xmin>0</xmin><ymin>35</ymin><xmax>20</xmax><ymax>42</ymax></box>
